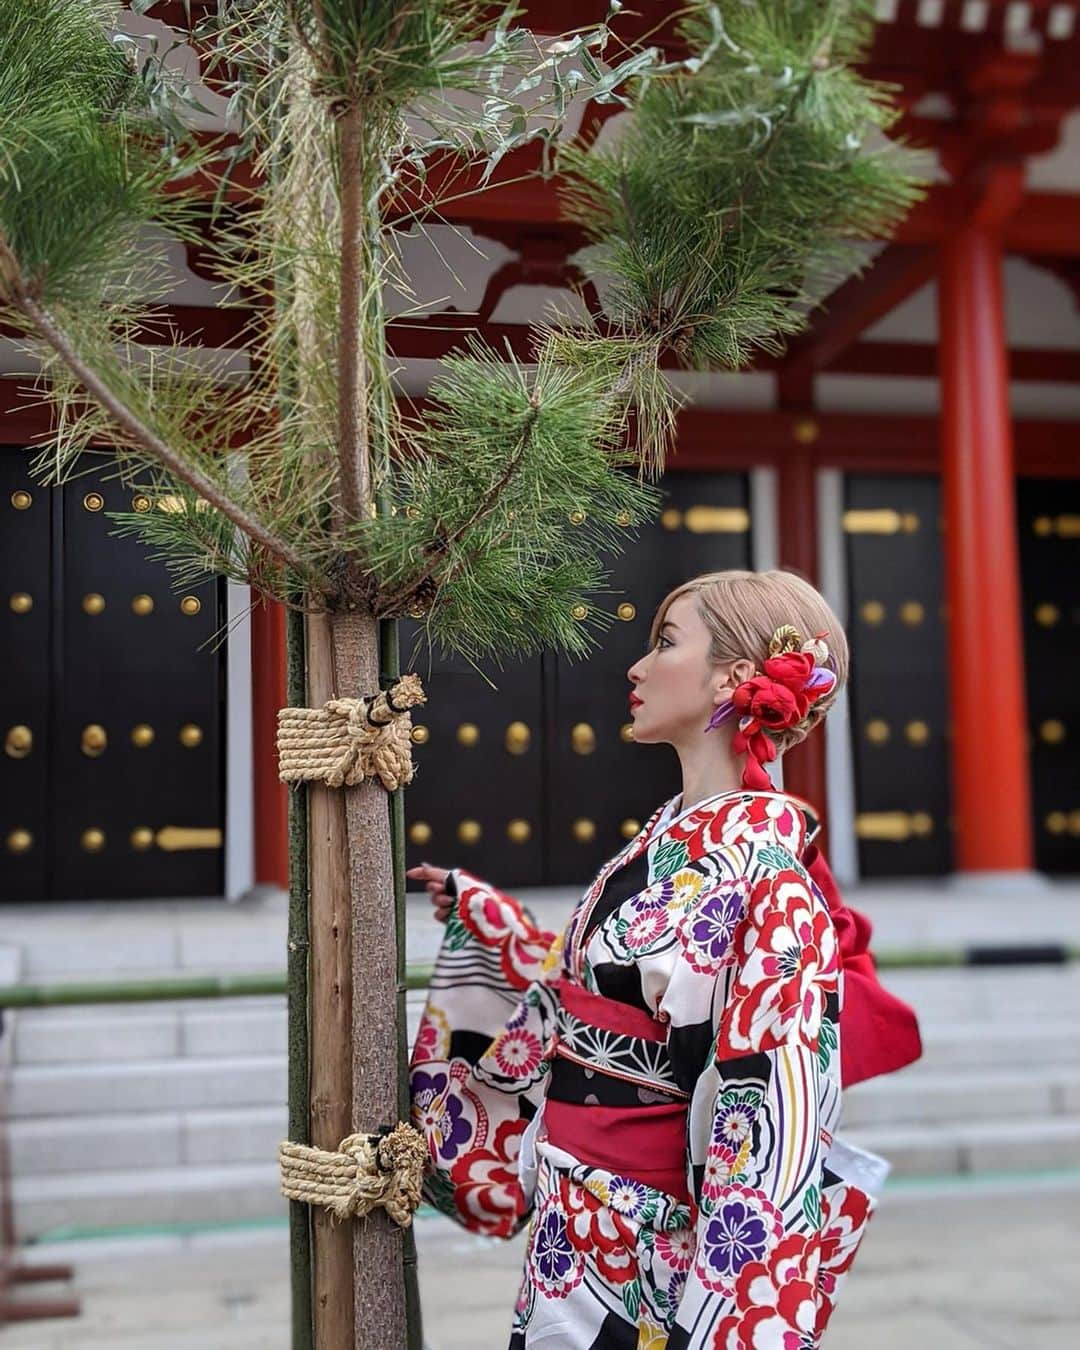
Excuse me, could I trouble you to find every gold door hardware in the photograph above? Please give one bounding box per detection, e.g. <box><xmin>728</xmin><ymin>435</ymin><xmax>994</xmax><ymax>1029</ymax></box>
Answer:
<box><xmin>620</xmin><ymin>819</ymin><xmax>641</xmax><ymax>840</ymax></box>
<box><xmin>180</xmin><ymin>596</ymin><xmax>201</xmax><ymax>616</ymax></box>
<box><xmin>1034</xmin><ymin>603</ymin><xmax>1060</xmax><ymax>627</ymax></box>
<box><xmin>905</xmin><ymin>720</ymin><xmax>930</xmax><ymax>747</ymax></box>
<box><xmin>156</xmin><ymin>826</ymin><xmax>223</xmax><ymax>851</ymax></box>
<box><xmin>1032</xmin><ymin>515</ymin><xmax>1080</xmax><ymax>538</ymax></box>
<box><xmin>130</xmin><ymin>827</ymin><xmax>155</xmax><ymax>851</ymax></box>
<box><xmin>83</xmin><ymin>492</ymin><xmax>104</xmax><ymax>512</ymax></box>
<box><xmin>571</xmin><ymin>723</ymin><xmax>596</xmax><ymax>756</ymax></box>
<box><xmin>410</xmin><ymin>725</ymin><xmax>429</xmax><ymax>745</ymax></box>
<box><xmin>616</xmin><ymin>603</ymin><xmax>636</xmax><ymax>622</ymax></box>
<box><xmin>9</xmin><ymin>592</ymin><xmax>32</xmax><ymax>614</ymax></box>
<box><xmin>457</xmin><ymin>820</ymin><xmax>482</xmax><ymax>846</ymax></box>
<box><xmin>81</xmin><ymin>827</ymin><xmax>106</xmax><ymax>853</ymax></box>
<box><xmin>456</xmin><ymin>723</ymin><xmax>479</xmax><ymax>748</ymax></box>
<box><xmin>864</xmin><ymin>719</ymin><xmax>890</xmax><ymax>745</ymax></box>
<box><xmin>5</xmin><ymin>725</ymin><xmax>32</xmax><ymax>759</ymax></box>
<box><xmin>571</xmin><ymin>604</ymin><xmax>588</xmax><ymax>621</ymax></box>
<box><xmin>6</xmin><ymin>829</ymin><xmax>32</xmax><ymax>854</ymax></box>
<box><xmin>572</xmin><ymin>818</ymin><xmax>596</xmax><ymax>844</ymax></box>
<box><xmin>615</xmin><ymin>510</ymin><xmax>632</xmax><ymax>527</ymax></box>
<box><xmin>620</xmin><ymin>722</ymin><xmax>635</xmax><ymax>743</ymax></box>
<box><xmin>10</xmin><ymin>490</ymin><xmax>32</xmax><ymax>510</ymax></box>
<box><xmin>131</xmin><ymin>723</ymin><xmax>155</xmax><ymax>748</ymax></box>
<box><xmin>859</xmin><ymin>600</ymin><xmax>885</xmax><ymax>625</ymax></box>
<box><xmin>408</xmin><ymin>821</ymin><xmax>433</xmax><ymax>847</ymax></box>
<box><xmin>82</xmin><ymin>593</ymin><xmax>105</xmax><ymax>615</ymax></box>
<box><xmin>1040</xmin><ymin>720</ymin><xmax>1066</xmax><ymax>745</ymax></box>
<box><xmin>81</xmin><ymin>724</ymin><xmax>107</xmax><ymax>757</ymax></box>
<box><xmin>855</xmin><ymin>812</ymin><xmax>934</xmax><ymax>841</ymax></box>
<box><xmin>568</xmin><ymin>509</ymin><xmax>586</xmax><ymax>525</ymax></box>
<box><xmin>179</xmin><ymin>723</ymin><xmax>204</xmax><ymax>748</ymax></box>
<box><xmin>1045</xmin><ymin>812</ymin><xmax>1067</xmax><ymax>835</ymax></box>
<box><xmin>660</xmin><ymin>506</ymin><xmax>750</xmax><ymax>535</ymax></box>
<box><xmin>505</xmin><ymin>721</ymin><xmax>530</xmax><ymax>755</ymax></box>
<box><xmin>793</xmin><ymin>418</ymin><xmax>819</xmax><ymax>445</ymax></box>
<box><xmin>132</xmin><ymin>494</ymin><xmax>152</xmax><ymax>513</ymax></box>
<box><xmin>131</xmin><ymin>594</ymin><xmax>154</xmax><ymax>615</ymax></box>
<box><xmin>899</xmin><ymin>601</ymin><xmax>925</xmax><ymax>626</ymax></box>
<box><xmin>507</xmin><ymin>819</ymin><xmax>531</xmax><ymax>844</ymax></box>
<box><xmin>843</xmin><ymin>510</ymin><xmax>919</xmax><ymax>535</ymax></box>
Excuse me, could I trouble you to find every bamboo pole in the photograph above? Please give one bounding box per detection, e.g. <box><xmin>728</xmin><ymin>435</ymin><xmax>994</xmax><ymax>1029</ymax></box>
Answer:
<box><xmin>286</xmin><ymin>601</ymin><xmax>314</xmax><ymax>1350</ymax></box>
<box><xmin>380</xmin><ymin>616</ymin><xmax>424</xmax><ymax>1350</ymax></box>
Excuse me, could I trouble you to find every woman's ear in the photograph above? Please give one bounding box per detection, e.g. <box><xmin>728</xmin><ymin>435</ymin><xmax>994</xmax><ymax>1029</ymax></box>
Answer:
<box><xmin>713</xmin><ymin>657</ymin><xmax>756</xmax><ymax>701</ymax></box>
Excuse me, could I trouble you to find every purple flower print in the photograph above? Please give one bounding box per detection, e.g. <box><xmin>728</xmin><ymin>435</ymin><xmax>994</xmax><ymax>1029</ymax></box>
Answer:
<box><xmin>411</xmin><ymin>1069</ymin><xmax>471</xmax><ymax>1160</ymax></box>
<box><xmin>607</xmin><ymin>1177</ymin><xmax>648</xmax><ymax>1218</ymax></box>
<box><xmin>678</xmin><ymin>880</ymin><xmax>748</xmax><ymax>974</ymax></box>
<box><xmin>712</xmin><ymin>1097</ymin><xmax>757</xmax><ymax>1149</ymax></box>
<box><xmin>703</xmin><ymin>1197</ymin><xmax>771</xmax><ymax>1282</ymax></box>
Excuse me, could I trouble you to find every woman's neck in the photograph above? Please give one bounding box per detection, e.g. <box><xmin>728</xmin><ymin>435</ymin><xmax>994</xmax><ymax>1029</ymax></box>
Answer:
<box><xmin>674</xmin><ymin>735</ymin><xmax>744</xmax><ymax>813</ymax></box>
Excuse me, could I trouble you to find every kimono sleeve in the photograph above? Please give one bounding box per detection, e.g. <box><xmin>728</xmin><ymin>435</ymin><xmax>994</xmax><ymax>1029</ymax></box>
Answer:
<box><xmin>409</xmin><ymin>870</ymin><xmax>563</xmax><ymax>1238</ymax></box>
<box><xmin>660</xmin><ymin>854</ymin><xmax>841</xmax><ymax>1349</ymax></box>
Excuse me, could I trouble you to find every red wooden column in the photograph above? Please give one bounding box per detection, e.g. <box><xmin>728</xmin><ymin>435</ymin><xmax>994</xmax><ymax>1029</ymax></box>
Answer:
<box><xmin>251</xmin><ymin>597</ymin><xmax>289</xmax><ymax>887</ymax></box>
<box><xmin>777</xmin><ymin>429</ymin><xmax>829</xmax><ymax>836</ymax></box>
<box><xmin>937</xmin><ymin>224</ymin><xmax>1033</xmax><ymax>872</ymax></box>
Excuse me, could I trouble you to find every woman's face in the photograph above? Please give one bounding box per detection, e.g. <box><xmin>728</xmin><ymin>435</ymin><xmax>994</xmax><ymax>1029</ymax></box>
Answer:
<box><xmin>626</xmin><ymin>592</ymin><xmax>747</xmax><ymax>745</ymax></box>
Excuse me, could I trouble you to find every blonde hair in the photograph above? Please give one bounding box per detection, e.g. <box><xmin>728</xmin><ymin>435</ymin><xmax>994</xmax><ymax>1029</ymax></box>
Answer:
<box><xmin>648</xmin><ymin>569</ymin><xmax>849</xmax><ymax>753</ymax></box>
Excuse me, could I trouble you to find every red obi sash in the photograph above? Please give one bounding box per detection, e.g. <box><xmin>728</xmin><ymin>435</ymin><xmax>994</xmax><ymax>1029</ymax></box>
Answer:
<box><xmin>544</xmin><ymin>978</ymin><xmax>691</xmax><ymax>1203</ymax></box>
<box><xmin>542</xmin><ymin>1099</ymin><xmax>691</xmax><ymax>1205</ymax></box>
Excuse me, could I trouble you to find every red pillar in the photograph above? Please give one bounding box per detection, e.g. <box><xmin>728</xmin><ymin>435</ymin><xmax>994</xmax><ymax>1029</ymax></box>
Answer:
<box><xmin>777</xmin><ymin>437</ymin><xmax>829</xmax><ymax>839</ymax></box>
<box><xmin>251</xmin><ymin>597</ymin><xmax>289</xmax><ymax>887</ymax></box>
<box><xmin>938</xmin><ymin>225</ymin><xmax>1033</xmax><ymax>872</ymax></box>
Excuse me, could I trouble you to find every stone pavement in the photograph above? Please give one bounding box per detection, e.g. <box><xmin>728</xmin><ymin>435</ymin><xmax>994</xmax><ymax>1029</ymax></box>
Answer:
<box><xmin>3</xmin><ymin>1172</ymin><xmax>1078</xmax><ymax>1348</ymax></box>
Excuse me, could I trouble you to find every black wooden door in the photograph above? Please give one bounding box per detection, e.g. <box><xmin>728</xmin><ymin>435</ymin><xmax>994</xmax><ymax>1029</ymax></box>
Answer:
<box><xmin>1018</xmin><ymin>478</ymin><xmax>1080</xmax><ymax>873</ymax></box>
<box><xmin>403</xmin><ymin>471</ymin><xmax>751</xmax><ymax>888</ymax></box>
<box><xmin>844</xmin><ymin>474</ymin><xmax>952</xmax><ymax>876</ymax></box>
<box><xmin>2</xmin><ymin>452</ymin><xmax>226</xmax><ymax>900</ymax></box>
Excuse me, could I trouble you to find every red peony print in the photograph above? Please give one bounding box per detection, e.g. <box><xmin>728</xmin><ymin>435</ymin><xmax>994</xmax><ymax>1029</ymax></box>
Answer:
<box><xmin>448</xmin><ymin>1118</ymin><xmax>528</xmax><ymax>1238</ymax></box>
<box><xmin>713</xmin><ymin>1231</ymin><xmax>819</xmax><ymax>1350</ymax></box>
<box><xmin>457</xmin><ymin>874</ymin><xmax>558</xmax><ymax>990</ymax></box>
<box><xmin>718</xmin><ymin>870</ymin><xmax>838</xmax><ymax>1058</ymax></box>
<box><xmin>558</xmin><ymin>1177</ymin><xmax>639</xmax><ymax>1285</ymax></box>
<box><xmin>816</xmin><ymin>1183</ymin><xmax>873</xmax><ymax>1334</ymax></box>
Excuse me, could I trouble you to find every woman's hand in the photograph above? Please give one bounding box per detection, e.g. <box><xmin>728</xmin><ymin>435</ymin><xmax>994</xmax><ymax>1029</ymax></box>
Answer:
<box><xmin>406</xmin><ymin>862</ymin><xmax>453</xmax><ymax>923</ymax></box>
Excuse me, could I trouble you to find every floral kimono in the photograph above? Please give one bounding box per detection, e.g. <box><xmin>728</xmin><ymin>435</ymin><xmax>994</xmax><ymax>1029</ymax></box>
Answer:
<box><xmin>410</xmin><ymin>789</ymin><xmax>886</xmax><ymax>1348</ymax></box>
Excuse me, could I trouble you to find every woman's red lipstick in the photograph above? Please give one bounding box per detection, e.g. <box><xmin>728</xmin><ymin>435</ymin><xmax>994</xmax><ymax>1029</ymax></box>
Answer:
<box><xmin>628</xmin><ymin>692</ymin><xmax>643</xmax><ymax>710</ymax></box>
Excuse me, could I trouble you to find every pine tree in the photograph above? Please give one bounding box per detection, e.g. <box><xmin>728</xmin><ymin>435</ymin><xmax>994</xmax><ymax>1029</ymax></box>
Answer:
<box><xmin>0</xmin><ymin>3</ymin><xmax>920</xmax><ymax>1346</ymax></box>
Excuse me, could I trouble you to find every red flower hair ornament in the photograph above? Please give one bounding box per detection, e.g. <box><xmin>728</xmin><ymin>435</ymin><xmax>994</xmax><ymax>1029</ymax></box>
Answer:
<box><xmin>705</xmin><ymin>626</ymin><xmax>837</xmax><ymax>790</ymax></box>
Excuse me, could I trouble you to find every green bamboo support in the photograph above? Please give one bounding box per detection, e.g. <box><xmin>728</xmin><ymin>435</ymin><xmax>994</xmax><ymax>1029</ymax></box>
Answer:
<box><xmin>286</xmin><ymin>600</ymin><xmax>314</xmax><ymax>1350</ymax></box>
<box><xmin>380</xmin><ymin>614</ymin><xmax>423</xmax><ymax>1350</ymax></box>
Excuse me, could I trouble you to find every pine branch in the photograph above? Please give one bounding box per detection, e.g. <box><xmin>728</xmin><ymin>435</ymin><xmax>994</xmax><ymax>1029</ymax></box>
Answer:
<box><xmin>335</xmin><ymin>104</ymin><xmax>371</xmax><ymax>528</ymax></box>
<box><xmin>374</xmin><ymin>393</ymin><xmax>542</xmax><ymax>617</ymax></box>
<box><xmin>2</xmin><ymin>248</ymin><xmax>335</xmax><ymax>598</ymax></box>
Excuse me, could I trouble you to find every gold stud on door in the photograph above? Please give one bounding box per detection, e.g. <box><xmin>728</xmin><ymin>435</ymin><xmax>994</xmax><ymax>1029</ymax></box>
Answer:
<box><xmin>5</xmin><ymin>725</ymin><xmax>32</xmax><ymax>759</ymax></box>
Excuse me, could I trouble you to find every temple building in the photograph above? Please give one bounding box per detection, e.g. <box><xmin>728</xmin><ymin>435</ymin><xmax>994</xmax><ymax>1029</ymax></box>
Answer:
<box><xmin>3</xmin><ymin>0</ymin><xmax>1080</xmax><ymax>901</ymax></box>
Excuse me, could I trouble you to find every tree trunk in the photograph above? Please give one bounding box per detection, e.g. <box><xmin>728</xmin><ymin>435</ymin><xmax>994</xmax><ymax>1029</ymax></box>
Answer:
<box><xmin>305</xmin><ymin>608</ymin><xmax>355</xmax><ymax>1350</ymax></box>
<box><xmin>306</xmin><ymin>601</ymin><xmax>409</xmax><ymax>1348</ymax></box>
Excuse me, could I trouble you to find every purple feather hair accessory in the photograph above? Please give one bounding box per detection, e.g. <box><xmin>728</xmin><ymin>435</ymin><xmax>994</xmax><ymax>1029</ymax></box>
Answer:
<box><xmin>704</xmin><ymin>699</ymin><xmax>737</xmax><ymax>733</ymax></box>
<box><xmin>805</xmin><ymin>667</ymin><xmax>836</xmax><ymax>693</ymax></box>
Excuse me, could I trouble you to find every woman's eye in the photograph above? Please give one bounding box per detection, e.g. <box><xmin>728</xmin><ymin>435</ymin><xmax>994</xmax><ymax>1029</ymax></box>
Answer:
<box><xmin>654</xmin><ymin>635</ymin><xmax>672</xmax><ymax>651</ymax></box>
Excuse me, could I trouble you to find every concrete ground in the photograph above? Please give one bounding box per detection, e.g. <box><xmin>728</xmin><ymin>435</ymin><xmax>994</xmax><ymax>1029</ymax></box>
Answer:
<box><xmin>3</xmin><ymin>1173</ymin><xmax>1078</xmax><ymax>1348</ymax></box>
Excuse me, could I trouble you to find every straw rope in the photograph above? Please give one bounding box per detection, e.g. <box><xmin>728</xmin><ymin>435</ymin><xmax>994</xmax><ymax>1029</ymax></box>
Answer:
<box><xmin>276</xmin><ymin>673</ymin><xmax>426</xmax><ymax>791</ymax></box>
<box><xmin>279</xmin><ymin>1122</ymin><xmax>428</xmax><ymax>1227</ymax></box>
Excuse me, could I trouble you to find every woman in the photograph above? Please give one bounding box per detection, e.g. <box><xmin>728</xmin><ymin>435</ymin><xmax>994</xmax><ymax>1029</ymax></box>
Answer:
<box><xmin>407</xmin><ymin>569</ymin><xmax>920</xmax><ymax>1348</ymax></box>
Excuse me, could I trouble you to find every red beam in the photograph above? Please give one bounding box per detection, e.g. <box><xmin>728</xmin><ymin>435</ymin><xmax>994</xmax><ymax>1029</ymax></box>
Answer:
<box><xmin>780</xmin><ymin>246</ymin><xmax>938</xmax><ymax>378</ymax></box>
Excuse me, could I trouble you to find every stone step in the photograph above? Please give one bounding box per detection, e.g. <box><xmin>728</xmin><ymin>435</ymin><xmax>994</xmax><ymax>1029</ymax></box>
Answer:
<box><xmin>8</xmin><ymin>1055</ymin><xmax>286</xmax><ymax>1118</ymax></box>
<box><xmin>912</xmin><ymin>1023</ymin><xmax>1080</xmax><ymax>1070</ymax></box>
<box><xmin>7</xmin><ymin>1106</ymin><xmax>287</xmax><ymax>1176</ymax></box>
<box><xmin>9</xmin><ymin>996</ymin><xmax>428</xmax><ymax>1065</ymax></box>
<box><xmin>845</xmin><ymin>1116</ymin><xmax>1080</xmax><ymax>1178</ymax></box>
<box><xmin>11</xmin><ymin>1161</ymin><xmax>284</xmax><ymax>1242</ymax></box>
<box><xmin>842</xmin><ymin>1065</ymin><xmax>1080</xmax><ymax>1128</ymax></box>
